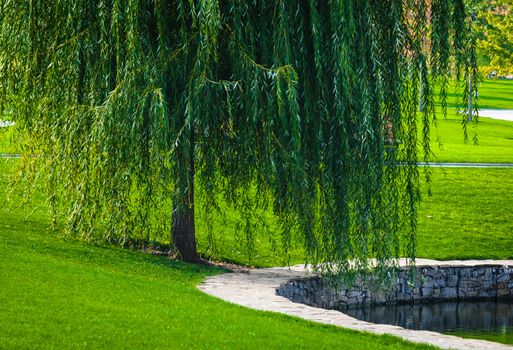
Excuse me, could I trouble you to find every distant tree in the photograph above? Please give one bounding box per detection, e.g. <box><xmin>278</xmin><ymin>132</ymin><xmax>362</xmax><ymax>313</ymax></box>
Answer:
<box><xmin>473</xmin><ymin>0</ymin><xmax>513</xmax><ymax>75</ymax></box>
<box><xmin>0</xmin><ymin>1</ymin><xmax>473</xmax><ymax>275</ymax></box>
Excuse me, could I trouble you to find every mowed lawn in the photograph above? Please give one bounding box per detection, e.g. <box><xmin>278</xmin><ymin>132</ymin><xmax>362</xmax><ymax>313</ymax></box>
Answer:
<box><xmin>416</xmin><ymin>167</ymin><xmax>513</xmax><ymax>260</ymax></box>
<box><xmin>426</xmin><ymin>115</ymin><xmax>513</xmax><ymax>163</ymax></box>
<box><xmin>442</xmin><ymin>79</ymin><xmax>513</xmax><ymax>110</ymax></box>
<box><xmin>194</xmin><ymin>167</ymin><xmax>513</xmax><ymax>267</ymax></box>
<box><xmin>426</xmin><ymin>79</ymin><xmax>513</xmax><ymax>163</ymax></box>
<box><xmin>0</xmin><ymin>159</ymin><xmax>436</xmax><ymax>350</ymax></box>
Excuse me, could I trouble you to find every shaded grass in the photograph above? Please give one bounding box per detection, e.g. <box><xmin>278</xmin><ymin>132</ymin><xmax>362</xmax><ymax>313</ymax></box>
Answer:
<box><xmin>0</xmin><ymin>159</ymin><xmax>436</xmax><ymax>350</ymax></box>
<box><xmin>198</xmin><ymin>167</ymin><xmax>513</xmax><ymax>266</ymax></box>
<box><xmin>195</xmin><ymin>201</ymin><xmax>305</xmax><ymax>267</ymax></box>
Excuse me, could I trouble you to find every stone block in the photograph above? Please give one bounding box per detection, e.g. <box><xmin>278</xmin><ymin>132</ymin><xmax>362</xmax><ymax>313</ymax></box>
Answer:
<box><xmin>478</xmin><ymin>288</ymin><xmax>496</xmax><ymax>298</ymax></box>
<box><xmin>447</xmin><ymin>274</ymin><xmax>458</xmax><ymax>287</ymax></box>
<box><xmin>441</xmin><ymin>287</ymin><xmax>457</xmax><ymax>299</ymax></box>
<box><xmin>421</xmin><ymin>287</ymin><xmax>432</xmax><ymax>297</ymax></box>
<box><xmin>432</xmin><ymin>287</ymin><xmax>442</xmax><ymax>298</ymax></box>
<box><xmin>497</xmin><ymin>273</ymin><xmax>510</xmax><ymax>283</ymax></box>
<box><xmin>484</xmin><ymin>267</ymin><xmax>494</xmax><ymax>280</ymax></box>
<box><xmin>497</xmin><ymin>288</ymin><xmax>511</xmax><ymax>297</ymax></box>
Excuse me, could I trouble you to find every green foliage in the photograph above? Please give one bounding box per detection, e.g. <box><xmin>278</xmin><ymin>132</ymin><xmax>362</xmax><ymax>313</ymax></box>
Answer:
<box><xmin>0</xmin><ymin>1</ymin><xmax>473</xmax><ymax>275</ymax></box>
<box><xmin>473</xmin><ymin>0</ymin><xmax>513</xmax><ymax>75</ymax></box>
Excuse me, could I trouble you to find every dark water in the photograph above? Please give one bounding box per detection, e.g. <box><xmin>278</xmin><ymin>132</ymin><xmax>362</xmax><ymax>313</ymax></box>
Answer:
<box><xmin>344</xmin><ymin>301</ymin><xmax>513</xmax><ymax>345</ymax></box>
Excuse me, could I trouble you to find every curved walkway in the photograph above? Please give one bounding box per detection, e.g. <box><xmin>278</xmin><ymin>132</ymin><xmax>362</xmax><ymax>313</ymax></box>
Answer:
<box><xmin>480</xmin><ymin>109</ymin><xmax>513</xmax><ymax>122</ymax></box>
<box><xmin>0</xmin><ymin>120</ymin><xmax>15</xmax><ymax>127</ymax></box>
<box><xmin>0</xmin><ymin>153</ymin><xmax>21</xmax><ymax>159</ymax></box>
<box><xmin>198</xmin><ymin>258</ymin><xmax>513</xmax><ymax>350</ymax></box>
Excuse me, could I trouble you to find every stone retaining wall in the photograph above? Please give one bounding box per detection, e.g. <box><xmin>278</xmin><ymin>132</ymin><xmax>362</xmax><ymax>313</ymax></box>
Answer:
<box><xmin>276</xmin><ymin>265</ymin><xmax>513</xmax><ymax>310</ymax></box>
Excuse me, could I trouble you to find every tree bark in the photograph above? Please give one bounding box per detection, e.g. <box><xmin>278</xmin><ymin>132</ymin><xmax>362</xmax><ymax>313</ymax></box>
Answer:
<box><xmin>171</xmin><ymin>129</ymin><xmax>198</xmax><ymax>263</ymax></box>
<box><xmin>172</xmin><ymin>192</ymin><xmax>197</xmax><ymax>262</ymax></box>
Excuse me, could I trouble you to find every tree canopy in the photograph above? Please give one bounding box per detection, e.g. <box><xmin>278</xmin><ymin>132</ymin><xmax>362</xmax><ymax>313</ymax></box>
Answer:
<box><xmin>0</xmin><ymin>0</ymin><xmax>475</xmax><ymax>276</ymax></box>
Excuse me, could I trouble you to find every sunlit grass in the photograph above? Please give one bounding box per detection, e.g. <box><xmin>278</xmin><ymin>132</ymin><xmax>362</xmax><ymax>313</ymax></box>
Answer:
<box><xmin>421</xmin><ymin>78</ymin><xmax>513</xmax><ymax>163</ymax></box>
<box><xmin>416</xmin><ymin>167</ymin><xmax>513</xmax><ymax>260</ymax></box>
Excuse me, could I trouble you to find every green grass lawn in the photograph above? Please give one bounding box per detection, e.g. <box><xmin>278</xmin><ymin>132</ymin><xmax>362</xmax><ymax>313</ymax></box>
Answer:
<box><xmin>477</xmin><ymin>79</ymin><xmax>513</xmax><ymax>109</ymax></box>
<box><xmin>425</xmin><ymin>113</ymin><xmax>513</xmax><ymax>163</ymax></box>
<box><xmin>197</xmin><ymin>167</ymin><xmax>513</xmax><ymax>266</ymax></box>
<box><xmin>442</xmin><ymin>78</ymin><xmax>513</xmax><ymax>110</ymax></box>
<box><xmin>417</xmin><ymin>167</ymin><xmax>513</xmax><ymax>260</ymax></box>
<box><xmin>0</xmin><ymin>159</ymin><xmax>436</xmax><ymax>350</ymax></box>
<box><xmin>1</xmin><ymin>162</ymin><xmax>512</xmax><ymax>349</ymax></box>
<box><xmin>0</xmin><ymin>107</ymin><xmax>17</xmax><ymax>154</ymax></box>
<box><xmin>423</xmin><ymin>79</ymin><xmax>513</xmax><ymax>163</ymax></box>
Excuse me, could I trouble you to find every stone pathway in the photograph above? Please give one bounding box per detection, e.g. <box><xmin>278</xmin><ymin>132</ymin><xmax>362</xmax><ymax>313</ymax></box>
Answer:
<box><xmin>0</xmin><ymin>120</ymin><xmax>15</xmax><ymax>127</ymax></box>
<box><xmin>198</xmin><ymin>259</ymin><xmax>513</xmax><ymax>350</ymax></box>
<box><xmin>0</xmin><ymin>153</ymin><xmax>20</xmax><ymax>159</ymax></box>
<box><xmin>480</xmin><ymin>109</ymin><xmax>513</xmax><ymax>122</ymax></box>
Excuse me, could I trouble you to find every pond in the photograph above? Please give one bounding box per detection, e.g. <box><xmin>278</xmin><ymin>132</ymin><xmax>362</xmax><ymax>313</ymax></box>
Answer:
<box><xmin>344</xmin><ymin>300</ymin><xmax>513</xmax><ymax>346</ymax></box>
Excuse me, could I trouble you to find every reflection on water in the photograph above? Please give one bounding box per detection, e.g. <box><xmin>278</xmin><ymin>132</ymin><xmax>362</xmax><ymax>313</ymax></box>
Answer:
<box><xmin>344</xmin><ymin>301</ymin><xmax>513</xmax><ymax>345</ymax></box>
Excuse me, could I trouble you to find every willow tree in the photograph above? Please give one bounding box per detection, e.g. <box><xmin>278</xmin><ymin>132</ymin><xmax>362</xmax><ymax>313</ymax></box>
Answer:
<box><xmin>0</xmin><ymin>1</ymin><xmax>475</xmax><ymax>273</ymax></box>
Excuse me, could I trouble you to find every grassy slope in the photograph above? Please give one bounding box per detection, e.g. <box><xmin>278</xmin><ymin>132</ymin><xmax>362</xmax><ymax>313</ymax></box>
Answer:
<box><xmin>427</xmin><ymin>114</ymin><xmax>513</xmax><ymax>163</ymax></box>
<box><xmin>427</xmin><ymin>79</ymin><xmax>513</xmax><ymax>163</ymax></box>
<box><xmin>1</xmin><ymin>163</ymin><xmax>510</xmax><ymax>349</ymax></box>
<box><xmin>443</xmin><ymin>79</ymin><xmax>513</xmax><ymax>110</ymax></box>
<box><xmin>0</xmin><ymin>159</ymin><xmax>435</xmax><ymax>350</ymax></box>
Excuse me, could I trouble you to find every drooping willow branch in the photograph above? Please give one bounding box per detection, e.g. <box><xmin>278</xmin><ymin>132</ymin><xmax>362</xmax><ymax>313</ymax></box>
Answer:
<box><xmin>0</xmin><ymin>0</ymin><xmax>474</xmax><ymax>275</ymax></box>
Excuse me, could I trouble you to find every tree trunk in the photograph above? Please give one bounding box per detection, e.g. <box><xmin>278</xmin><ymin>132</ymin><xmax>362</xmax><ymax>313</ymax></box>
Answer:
<box><xmin>172</xmin><ymin>192</ymin><xmax>197</xmax><ymax>262</ymax></box>
<box><xmin>171</xmin><ymin>129</ymin><xmax>198</xmax><ymax>263</ymax></box>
